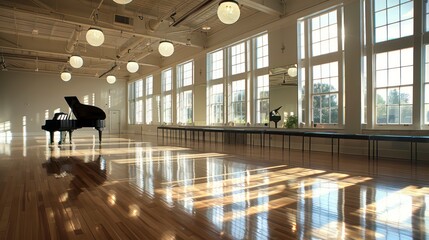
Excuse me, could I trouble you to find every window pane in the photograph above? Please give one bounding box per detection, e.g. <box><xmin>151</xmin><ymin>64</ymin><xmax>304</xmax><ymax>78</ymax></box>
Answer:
<box><xmin>313</xmin><ymin>108</ymin><xmax>321</xmax><ymax>123</ymax></box>
<box><xmin>388</xmin><ymin>50</ymin><xmax>401</xmax><ymax>68</ymax></box>
<box><xmin>400</xmin><ymin>2</ymin><xmax>413</xmax><ymax>20</ymax></box>
<box><xmin>330</xmin><ymin>94</ymin><xmax>338</xmax><ymax>107</ymax></box>
<box><xmin>376</xmin><ymin>52</ymin><xmax>388</xmax><ymax>69</ymax></box>
<box><xmin>313</xmin><ymin>96</ymin><xmax>321</xmax><ymax>108</ymax></box>
<box><xmin>426</xmin><ymin>85</ymin><xmax>429</xmax><ymax>103</ymax></box>
<box><xmin>321</xmin><ymin>108</ymin><xmax>330</xmax><ymax>123</ymax></box>
<box><xmin>387</xmin><ymin>23</ymin><xmax>400</xmax><ymax>40</ymax></box>
<box><xmin>387</xmin><ymin>0</ymin><xmax>399</xmax><ymax>8</ymax></box>
<box><xmin>388</xmin><ymin>105</ymin><xmax>399</xmax><ymax>124</ymax></box>
<box><xmin>401</xmin><ymin>66</ymin><xmax>413</xmax><ymax>85</ymax></box>
<box><xmin>388</xmin><ymin>68</ymin><xmax>400</xmax><ymax>86</ymax></box>
<box><xmin>401</xmin><ymin>20</ymin><xmax>413</xmax><ymax>37</ymax></box>
<box><xmin>376</xmin><ymin>70</ymin><xmax>388</xmax><ymax>87</ymax></box>
<box><xmin>330</xmin><ymin>108</ymin><xmax>338</xmax><ymax>123</ymax></box>
<box><xmin>375</xmin><ymin>0</ymin><xmax>413</xmax><ymax>42</ymax></box>
<box><xmin>388</xmin><ymin>88</ymin><xmax>400</xmax><ymax>104</ymax></box>
<box><xmin>375</xmin><ymin>10</ymin><xmax>387</xmax><ymax>27</ymax></box>
<box><xmin>387</xmin><ymin>6</ymin><xmax>400</xmax><ymax>24</ymax></box>
<box><xmin>375</xmin><ymin>0</ymin><xmax>386</xmax><ymax>12</ymax></box>
<box><xmin>400</xmin><ymin>86</ymin><xmax>412</xmax><ymax>104</ymax></box>
<box><xmin>377</xmin><ymin>105</ymin><xmax>387</xmax><ymax>124</ymax></box>
<box><xmin>400</xmin><ymin>105</ymin><xmax>412</xmax><ymax>124</ymax></box>
<box><xmin>376</xmin><ymin>89</ymin><xmax>387</xmax><ymax>106</ymax></box>
<box><xmin>376</xmin><ymin>27</ymin><xmax>387</xmax><ymax>42</ymax></box>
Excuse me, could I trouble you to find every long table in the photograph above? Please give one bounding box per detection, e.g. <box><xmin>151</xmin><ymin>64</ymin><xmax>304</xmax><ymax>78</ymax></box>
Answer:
<box><xmin>157</xmin><ymin>126</ymin><xmax>428</xmax><ymax>161</ymax></box>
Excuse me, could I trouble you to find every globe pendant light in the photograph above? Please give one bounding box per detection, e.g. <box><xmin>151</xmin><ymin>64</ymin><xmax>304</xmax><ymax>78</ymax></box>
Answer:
<box><xmin>61</xmin><ymin>71</ymin><xmax>71</xmax><ymax>82</ymax></box>
<box><xmin>127</xmin><ymin>61</ymin><xmax>139</xmax><ymax>73</ymax></box>
<box><xmin>69</xmin><ymin>55</ymin><xmax>83</xmax><ymax>68</ymax></box>
<box><xmin>86</xmin><ymin>27</ymin><xmax>105</xmax><ymax>47</ymax></box>
<box><xmin>106</xmin><ymin>75</ymin><xmax>116</xmax><ymax>84</ymax></box>
<box><xmin>113</xmin><ymin>0</ymin><xmax>132</xmax><ymax>4</ymax></box>
<box><xmin>158</xmin><ymin>41</ymin><xmax>174</xmax><ymax>57</ymax></box>
<box><xmin>217</xmin><ymin>0</ymin><xmax>240</xmax><ymax>24</ymax></box>
<box><xmin>287</xmin><ymin>66</ymin><xmax>297</xmax><ymax>77</ymax></box>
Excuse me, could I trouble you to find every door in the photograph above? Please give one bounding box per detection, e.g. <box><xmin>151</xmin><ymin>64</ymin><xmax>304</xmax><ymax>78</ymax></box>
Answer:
<box><xmin>109</xmin><ymin>110</ymin><xmax>120</xmax><ymax>134</ymax></box>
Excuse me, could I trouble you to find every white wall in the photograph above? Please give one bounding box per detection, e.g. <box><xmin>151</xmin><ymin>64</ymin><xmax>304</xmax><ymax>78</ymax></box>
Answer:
<box><xmin>0</xmin><ymin>71</ymin><xmax>126</xmax><ymax>136</ymax></box>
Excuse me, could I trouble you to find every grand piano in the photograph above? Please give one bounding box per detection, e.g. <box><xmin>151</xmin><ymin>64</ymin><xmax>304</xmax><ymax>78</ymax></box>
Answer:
<box><xmin>42</xmin><ymin>96</ymin><xmax>106</xmax><ymax>144</ymax></box>
<box><xmin>269</xmin><ymin>106</ymin><xmax>282</xmax><ymax>128</ymax></box>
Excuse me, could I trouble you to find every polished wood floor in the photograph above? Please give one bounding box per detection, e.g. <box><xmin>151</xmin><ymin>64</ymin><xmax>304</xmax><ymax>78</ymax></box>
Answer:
<box><xmin>0</xmin><ymin>133</ymin><xmax>429</xmax><ymax>239</ymax></box>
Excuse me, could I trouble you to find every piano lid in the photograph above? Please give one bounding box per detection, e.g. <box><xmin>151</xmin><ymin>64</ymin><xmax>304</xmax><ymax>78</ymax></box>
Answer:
<box><xmin>65</xmin><ymin>96</ymin><xmax>106</xmax><ymax>120</ymax></box>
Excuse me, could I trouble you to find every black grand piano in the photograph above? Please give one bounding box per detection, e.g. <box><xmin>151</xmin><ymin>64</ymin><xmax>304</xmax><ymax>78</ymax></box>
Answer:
<box><xmin>42</xmin><ymin>96</ymin><xmax>106</xmax><ymax>144</ymax></box>
<box><xmin>269</xmin><ymin>106</ymin><xmax>282</xmax><ymax>128</ymax></box>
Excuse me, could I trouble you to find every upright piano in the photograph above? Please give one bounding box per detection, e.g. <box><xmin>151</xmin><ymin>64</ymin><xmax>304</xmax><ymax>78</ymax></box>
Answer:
<box><xmin>42</xmin><ymin>96</ymin><xmax>106</xmax><ymax>144</ymax></box>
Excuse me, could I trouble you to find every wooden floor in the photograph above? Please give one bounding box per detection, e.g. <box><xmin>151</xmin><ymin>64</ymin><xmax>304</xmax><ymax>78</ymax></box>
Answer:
<box><xmin>0</xmin><ymin>133</ymin><xmax>429</xmax><ymax>239</ymax></box>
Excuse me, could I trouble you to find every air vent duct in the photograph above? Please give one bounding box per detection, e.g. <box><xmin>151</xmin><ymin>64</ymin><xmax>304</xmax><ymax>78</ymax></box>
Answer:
<box><xmin>114</xmin><ymin>14</ymin><xmax>133</xmax><ymax>26</ymax></box>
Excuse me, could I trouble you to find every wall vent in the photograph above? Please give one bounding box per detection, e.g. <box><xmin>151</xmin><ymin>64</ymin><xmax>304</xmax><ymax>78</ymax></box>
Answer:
<box><xmin>114</xmin><ymin>14</ymin><xmax>133</xmax><ymax>26</ymax></box>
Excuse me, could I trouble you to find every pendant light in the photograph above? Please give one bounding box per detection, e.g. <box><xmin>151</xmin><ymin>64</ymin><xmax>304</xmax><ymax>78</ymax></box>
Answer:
<box><xmin>287</xmin><ymin>66</ymin><xmax>297</xmax><ymax>77</ymax></box>
<box><xmin>217</xmin><ymin>0</ymin><xmax>240</xmax><ymax>25</ymax></box>
<box><xmin>127</xmin><ymin>61</ymin><xmax>139</xmax><ymax>73</ymax></box>
<box><xmin>69</xmin><ymin>55</ymin><xmax>83</xmax><ymax>68</ymax></box>
<box><xmin>61</xmin><ymin>71</ymin><xmax>71</xmax><ymax>82</ymax></box>
<box><xmin>158</xmin><ymin>41</ymin><xmax>174</xmax><ymax>57</ymax></box>
<box><xmin>106</xmin><ymin>75</ymin><xmax>116</xmax><ymax>84</ymax></box>
<box><xmin>113</xmin><ymin>0</ymin><xmax>132</xmax><ymax>4</ymax></box>
<box><xmin>86</xmin><ymin>27</ymin><xmax>105</xmax><ymax>47</ymax></box>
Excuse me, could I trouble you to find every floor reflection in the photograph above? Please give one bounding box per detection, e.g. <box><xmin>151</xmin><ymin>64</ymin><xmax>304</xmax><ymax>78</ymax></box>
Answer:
<box><xmin>18</xmin><ymin>135</ymin><xmax>429</xmax><ymax>239</ymax></box>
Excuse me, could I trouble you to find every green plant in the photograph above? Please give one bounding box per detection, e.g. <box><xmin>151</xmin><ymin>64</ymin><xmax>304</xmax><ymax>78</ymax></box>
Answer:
<box><xmin>285</xmin><ymin>115</ymin><xmax>298</xmax><ymax>129</ymax></box>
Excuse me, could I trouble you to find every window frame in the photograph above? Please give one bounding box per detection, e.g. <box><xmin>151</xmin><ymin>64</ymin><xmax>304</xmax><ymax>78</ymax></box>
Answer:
<box><xmin>298</xmin><ymin>6</ymin><xmax>345</xmax><ymax>128</ymax></box>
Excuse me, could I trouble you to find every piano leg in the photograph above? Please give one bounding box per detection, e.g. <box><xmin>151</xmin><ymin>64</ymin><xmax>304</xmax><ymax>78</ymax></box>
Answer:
<box><xmin>68</xmin><ymin>130</ymin><xmax>73</xmax><ymax>143</ymax></box>
<box><xmin>49</xmin><ymin>131</ymin><xmax>54</xmax><ymax>144</ymax></box>
<box><xmin>97</xmin><ymin>128</ymin><xmax>102</xmax><ymax>143</ymax></box>
<box><xmin>59</xmin><ymin>131</ymin><xmax>67</xmax><ymax>144</ymax></box>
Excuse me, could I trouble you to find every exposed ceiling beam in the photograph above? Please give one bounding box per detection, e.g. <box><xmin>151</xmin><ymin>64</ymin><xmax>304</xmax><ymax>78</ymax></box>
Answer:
<box><xmin>242</xmin><ymin>0</ymin><xmax>284</xmax><ymax>16</ymax></box>
<box><xmin>0</xmin><ymin>3</ymin><xmax>206</xmax><ymax>48</ymax></box>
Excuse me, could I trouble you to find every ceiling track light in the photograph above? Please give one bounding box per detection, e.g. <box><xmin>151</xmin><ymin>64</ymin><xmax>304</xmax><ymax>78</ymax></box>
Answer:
<box><xmin>158</xmin><ymin>41</ymin><xmax>174</xmax><ymax>57</ymax></box>
<box><xmin>127</xmin><ymin>61</ymin><xmax>139</xmax><ymax>73</ymax></box>
<box><xmin>69</xmin><ymin>55</ymin><xmax>83</xmax><ymax>68</ymax></box>
<box><xmin>86</xmin><ymin>27</ymin><xmax>105</xmax><ymax>47</ymax></box>
<box><xmin>217</xmin><ymin>0</ymin><xmax>240</xmax><ymax>25</ymax></box>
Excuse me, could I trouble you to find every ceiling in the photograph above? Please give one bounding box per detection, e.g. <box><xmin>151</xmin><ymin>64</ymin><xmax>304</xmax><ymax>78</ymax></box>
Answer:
<box><xmin>0</xmin><ymin>0</ymin><xmax>287</xmax><ymax>81</ymax></box>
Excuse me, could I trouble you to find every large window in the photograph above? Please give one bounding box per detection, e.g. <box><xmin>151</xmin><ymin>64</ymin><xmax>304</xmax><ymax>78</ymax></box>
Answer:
<box><xmin>425</xmin><ymin>46</ymin><xmax>429</xmax><ymax>124</ymax></box>
<box><xmin>425</xmin><ymin>4</ymin><xmax>429</xmax><ymax>125</ymax></box>
<box><xmin>255</xmin><ymin>34</ymin><xmax>268</xmax><ymax>69</ymax></box>
<box><xmin>375</xmin><ymin>48</ymin><xmax>413</xmax><ymax>125</ymax></box>
<box><xmin>145</xmin><ymin>75</ymin><xmax>153</xmax><ymax>124</ymax></box>
<box><xmin>208</xmin><ymin>50</ymin><xmax>223</xmax><ymax>81</ymax></box>
<box><xmin>312</xmin><ymin>62</ymin><xmax>339</xmax><ymax>124</ymax></box>
<box><xmin>299</xmin><ymin>7</ymin><xmax>344</xmax><ymax>126</ymax></box>
<box><xmin>208</xmin><ymin>84</ymin><xmax>224</xmax><ymax>124</ymax></box>
<box><xmin>206</xmin><ymin>33</ymin><xmax>268</xmax><ymax>125</ymax></box>
<box><xmin>231</xmin><ymin>42</ymin><xmax>246</xmax><ymax>75</ymax></box>
<box><xmin>207</xmin><ymin>50</ymin><xmax>225</xmax><ymax>125</ymax></box>
<box><xmin>177</xmin><ymin>61</ymin><xmax>194</xmax><ymax>124</ymax></box>
<box><xmin>161</xmin><ymin>69</ymin><xmax>173</xmax><ymax>124</ymax></box>
<box><xmin>256</xmin><ymin>75</ymin><xmax>269</xmax><ymax>124</ymax></box>
<box><xmin>365</xmin><ymin>0</ymin><xmax>417</xmax><ymax>128</ymax></box>
<box><xmin>128</xmin><ymin>79</ymin><xmax>144</xmax><ymax>124</ymax></box>
<box><xmin>177</xmin><ymin>90</ymin><xmax>193</xmax><ymax>124</ymax></box>
<box><xmin>374</xmin><ymin>0</ymin><xmax>413</xmax><ymax>43</ymax></box>
<box><xmin>311</xmin><ymin>10</ymin><xmax>338</xmax><ymax>56</ymax></box>
<box><xmin>229</xmin><ymin>80</ymin><xmax>246</xmax><ymax>124</ymax></box>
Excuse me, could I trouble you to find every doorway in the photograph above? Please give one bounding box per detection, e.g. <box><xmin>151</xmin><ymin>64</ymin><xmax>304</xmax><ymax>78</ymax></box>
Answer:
<box><xmin>109</xmin><ymin>110</ymin><xmax>120</xmax><ymax>134</ymax></box>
